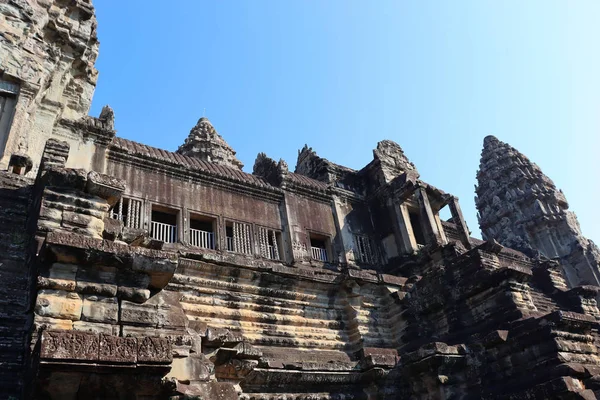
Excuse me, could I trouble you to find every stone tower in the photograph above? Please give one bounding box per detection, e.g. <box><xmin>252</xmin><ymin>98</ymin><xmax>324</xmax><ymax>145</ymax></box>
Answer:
<box><xmin>476</xmin><ymin>135</ymin><xmax>600</xmax><ymax>287</ymax></box>
<box><xmin>176</xmin><ymin>117</ymin><xmax>243</xmax><ymax>170</ymax></box>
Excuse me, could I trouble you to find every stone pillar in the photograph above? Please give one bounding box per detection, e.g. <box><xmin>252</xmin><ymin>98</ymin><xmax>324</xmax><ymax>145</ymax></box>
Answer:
<box><xmin>331</xmin><ymin>196</ymin><xmax>350</xmax><ymax>265</ymax></box>
<box><xmin>416</xmin><ymin>187</ymin><xmax>443</xmax><ymax>246</ymax></box>
<box><xmin>397</xmin><ymin>203</ymin><xmax>418</xmax><ymax>253</ymax></box>
<box><xmin>279</xmin><ymin>193</ymin><xmax>296</xmax><ymax>264</ymax></box>
<box><xmin>448</xmin><ymin>197</ymin><xmax>472</xmax><ymax>249</ymax></box>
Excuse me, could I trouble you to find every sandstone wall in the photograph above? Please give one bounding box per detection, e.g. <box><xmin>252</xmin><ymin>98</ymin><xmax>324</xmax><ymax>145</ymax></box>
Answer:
<box><xmin>0</xmin><ymin>0</ymin><xmax>99</xmax><ymax>173</ymax></box>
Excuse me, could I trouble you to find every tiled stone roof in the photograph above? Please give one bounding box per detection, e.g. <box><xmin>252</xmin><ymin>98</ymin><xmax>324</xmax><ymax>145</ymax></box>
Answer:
<box><xmin>287</xmin><ymin>172</ymin><xmax>329</xmax><ymax>191</ymax></box>
<box><xmin>111</xmin><ymin>137</ymin><xmax>271</xmax><ymax>188</ymax></box>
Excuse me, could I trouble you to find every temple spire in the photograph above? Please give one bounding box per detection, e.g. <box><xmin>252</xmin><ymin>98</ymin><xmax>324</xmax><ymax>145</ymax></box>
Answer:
<box><xmin>176</xmin><ymin>117</ymin><xmax>243</xmax><ymax>170</ymax></box>
<box><xmin>475</xmin><ymin>135</ymin><xmax>600</xmax><ymax>287</ymax></box>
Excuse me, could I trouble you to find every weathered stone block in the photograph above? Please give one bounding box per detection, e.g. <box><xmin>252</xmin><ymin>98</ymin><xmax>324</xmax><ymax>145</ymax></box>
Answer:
<box><xmin>117</xmin><ymin>269</ymin><xmax>151</xmax><ymax>289</ymax></box>
<box><xmin>81</xmin><ymin>295</ymin><xmax>118</xmax><ymax>324</ymax></box>
<box><xmin>73</xmin><ymin>321</ymin><xmax>120</xmax><ymax>335</ymax></box>
<box><xmin>167</xmin><ymin>354</ymin><xmax>213</xmax><ymax>383</ymax></box>
<box><xmin>205</xmin><ymin>327</ymin><xmax>244</xmax><ymax>346</ymax></box>
<box><xmin>132</xmin><ymin>254</ymin><xmax>178</xmax><ymax>290</ymax></box>
<box><xmin>117</xmin><ymin>286</ymin><xmax>151</xmax><ymax>303</ymax></box>
<box><xmin>35</xmin><ymin>290</ymin><xmax>82</xmax><ymax>321</ymax></box>
<box><xmin>75</xmin><ymin>280</ymin><xmax>117</xmax><ymax>297</ymax></box>
<box><xmin>120</xmin><ymin>300</ymin><xmax>158</xmax><ymax>327</ymax></box>
<box><xmin>43</xmin><ymin>168</ymin><xmax>88</xmax><ymax>190</ymax></box>
<box><xmin>38</xmin><ymin>206</ymin><xmax>62</xmax><ymax>222</ymax></box>
<box><xmin>48</xmin><ymin>263</ymin><xmax>78</xmax><ymax>280</ymax></box>
<box><xmin>85</xmin><ymin>171</ymin><xmax>125</xmax><ymax>206</ymax></box>
<box><xmin>33</xmin><ymin>315</ymin><xmax>74</xmax><ymax>331</ymax></box>
<box><xmin>121</xmin><ymin>227</ymin><xmax>147</xmax><ymax>245</ymax></box>
<box><xmin>62</xmin><ymin>211</ymin><xmax>104</xmax><ymax>237</ymax></box>
<box><xmin>103</xmin><ymin>216</ymin><xmax>123</xmax><ymax>241</ymax></box>
<box><xmin>37</xmin><ymin>276</ymin><xmax>76</xmax><ymax>291</ymax></box>
<box><xmin>157</xmin><ymin>305</ymin><xmax>188</xmax><ymax>330</ymax></box>
<box><xmin>38</xmin><ymin>263</ymin><xmax>78</xmax><ymax>291</ymax></box>
<box><xmin>172</xmin><ymin>381</ymin><xmax>239</xmax><ymax>399</ymax></box>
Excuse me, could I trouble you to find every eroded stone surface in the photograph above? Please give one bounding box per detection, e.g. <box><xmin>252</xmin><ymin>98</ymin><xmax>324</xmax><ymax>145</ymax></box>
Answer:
<box><xmin>0</xmin><ymin>0</ymin><xmax>101</xmax><ymax>172</ymax></box>
<box><xmin>476</xmin><ymin>135</ymin><xmax>600</xmax><ymax>288</ymax></box>
<box><xmin>0</xmin><ymin>2</ymin><xmax>599</xmax><ymax>400</ymax></box>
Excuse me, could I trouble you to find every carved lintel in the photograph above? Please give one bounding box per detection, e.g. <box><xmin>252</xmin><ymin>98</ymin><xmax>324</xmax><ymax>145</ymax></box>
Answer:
<box><xmin>137</xmin><ymin>336</ymin><xmax>172</xmax><ymax>363</ymax></box>
<box><xmin>39</xmin><ymin>330</ymin><xmax>172</xmax><ymax>365</ymax></box>
<box><xmin>40</xmin><ymin>330</ymin><xmax>99</xmax><ymax>361</ymax></box>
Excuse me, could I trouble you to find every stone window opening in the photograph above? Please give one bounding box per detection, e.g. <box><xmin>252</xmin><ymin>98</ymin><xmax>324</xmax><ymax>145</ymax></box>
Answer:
<box><xmin>189</xmin><ymin>213</ymin><xmax>216</xmax><ymax>250</ymax></box>
<box><xmin>309</xmin><ymin>233</ymin><xmax>330</xmax><ymax>262</ymax></box>
<box><xmin>354</xmin><ymin>235</ymin><xmax>377</xmax><ymax>264</ymax></box>
<box><xmin>438</xmin><ymin>204</ymin><xmax>453</xmax><ymax>224</ymax></box>
<box><xmin>111</xmin><ymin>197</ymin><xmax>143</xmax><ymax>229</ymax></box>
<box><xmin>150</xmin><ymin>206</ymin><xmax>178</xmax><ymax>244</ymax></box>
<box><xmin>225</xmin><ymin>220</ymin><xmax>253</xmax><ymax>255</ymax></box>
<box><xmin>408</xmin><ymin>210</ymin><xmax>427</xmax><ymax>248</ymax></box>
<box><xmin>257</xmin><ymin>227</ymin><xmax>281</xmax><ymax>261</ymax></box>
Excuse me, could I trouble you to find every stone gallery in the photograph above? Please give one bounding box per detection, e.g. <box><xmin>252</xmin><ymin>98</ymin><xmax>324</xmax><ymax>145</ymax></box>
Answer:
<box><xmin>1</xmin><ymin>1</ymin><xmax>600</xmax><ymax>399</ymax></box>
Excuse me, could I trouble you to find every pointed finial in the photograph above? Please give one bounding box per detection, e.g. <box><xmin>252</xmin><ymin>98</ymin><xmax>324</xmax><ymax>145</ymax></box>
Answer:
<box><xmin>484</xmin><ymin>135</ymin><xmax>499</xmax><ymax>145</ymax></box>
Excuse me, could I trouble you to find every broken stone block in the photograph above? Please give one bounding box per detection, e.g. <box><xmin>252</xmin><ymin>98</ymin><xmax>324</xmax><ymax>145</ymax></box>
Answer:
<box><xmin>121</xmin><ymin>227</ymin><xmax>147</xmax><ymax>245</ymax></box>
<box><xmin>204</xmin><ymin>327</ymin><xmax>245</xmax><ymax>347</ymax></box>
<box><xmin>166</xmin><ymin>354</ymin><xmax>213</xmax><ymax>383</ymax></box>
<box><xmin>42</xmin><ymin>168</ymin><xmax>88</xmax><ymax>191</ymax></box>
<box><xmin>35</xmin><ymin>290</ymin><xmax>82</xmax><ymax>321</ymax></box>
<box><xmin>102</xmin><ymin>216</ymin><xmax>123</xmax><ymax>241</ymax></box>
<box><xmin>85</xmin><ymin>171</ymin><xmax>126</xmax><ymax>207</ymax></box>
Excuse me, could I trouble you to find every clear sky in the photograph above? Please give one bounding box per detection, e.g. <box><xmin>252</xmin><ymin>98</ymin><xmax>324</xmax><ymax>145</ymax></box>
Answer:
<box><xmin>91</xmin><ymin>1</ymin><xmax>600</xmax><ymax>243</ymax></box>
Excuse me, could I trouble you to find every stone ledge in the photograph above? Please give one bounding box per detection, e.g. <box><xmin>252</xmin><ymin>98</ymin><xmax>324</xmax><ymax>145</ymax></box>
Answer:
<box><xmin>45</xmin><ymin>231</ymin><xmax>178</xmax><ymax>291</ymax></box>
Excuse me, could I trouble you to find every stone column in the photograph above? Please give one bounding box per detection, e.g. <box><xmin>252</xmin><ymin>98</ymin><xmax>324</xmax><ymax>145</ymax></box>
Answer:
<box><xmin>331</xmin><ymin>196</ymin><xmax>350</xmax><ymax>265</ymax></box>
<box><xmin>279</xmin><ymin>193</ymin><xmax>295</xmax><ymax>264</ymax></box>
<box><xmin>396</xmin><ymin>202</ymin><xmax>418</xmax><ymax>253</ymax></box>
<box><xmin>448</xmin><ymin>197</ymin><xmax>472</xmax><ymax>249</ymax></box>
<box><xmin>416</xmin><ymin>187</ymin><xmax>443</xmax><ymax>246</ymax></box>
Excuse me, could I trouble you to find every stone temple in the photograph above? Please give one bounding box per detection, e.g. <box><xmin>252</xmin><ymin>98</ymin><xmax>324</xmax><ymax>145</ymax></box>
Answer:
<box><xmin>1</xmin><ymin>1</ymin><xmax>600</xmax><ymax>399</ymax></box>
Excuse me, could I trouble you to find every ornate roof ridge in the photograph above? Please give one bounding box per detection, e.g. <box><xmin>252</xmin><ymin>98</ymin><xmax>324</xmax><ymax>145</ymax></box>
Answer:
<box><xmin>110</xmin><ymin>136</ymin><xmax>273</xmax><ymax>191</ymax></box>
<box><xmin>176</xmin><ymin>117</ymin><xmax>244</xmax><ymax>170</ymax></box>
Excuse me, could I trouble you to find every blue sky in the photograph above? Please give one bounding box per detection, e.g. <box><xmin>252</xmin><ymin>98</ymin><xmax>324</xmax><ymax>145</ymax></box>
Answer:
<box><xmin>91</xmin><ymin>1</ymin><xmax>600</xmax><ymax>243</ymax></box>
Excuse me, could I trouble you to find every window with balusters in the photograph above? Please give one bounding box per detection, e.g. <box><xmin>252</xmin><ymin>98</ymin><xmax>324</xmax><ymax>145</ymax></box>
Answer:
<box><xmin>257</xmin><ymin>227</ymin><xmax>281</xmax><ymax>261</ymax></box>
<box><xmin>189</xmin><ymin>214</ymin><xmax>216</xmax><ymax>250</ymax></box>
<box><xmin>111</xmin><ymin>197</ymin><xmax>143</xmax><ymax>229</ymax></box>
<box><xmin>309</xmin><ymin>233</ymin><xmax>329</xmax><ymax>262</ymax></box>
<box><xmin>225</xmin><ymin>221</ymin><xmax>253</xmax><ymax>255</ymax></box>
<box><xmin>354</xmin><ymin>234</ymin><xmax>377</xmax><ymax>264</ymax></box>
<box><xmin>150</xmin><ymin>206</ymin><xmax>178</xmax><ymax>244</ymax></box>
